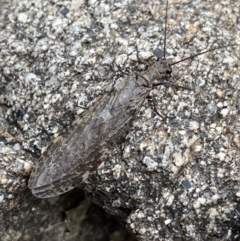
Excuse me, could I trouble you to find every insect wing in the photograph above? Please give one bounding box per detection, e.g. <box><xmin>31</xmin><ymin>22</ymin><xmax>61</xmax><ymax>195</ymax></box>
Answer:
<box><xmin>28</xmin><ymin>78</ymin><xmax>150</xmax><ymax>198</ymax></box>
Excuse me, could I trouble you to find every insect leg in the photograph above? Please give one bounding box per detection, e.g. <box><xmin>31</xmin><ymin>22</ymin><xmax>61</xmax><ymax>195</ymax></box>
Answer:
<box><xmin>146</xmin><ymin>95</ymin><xmax>164</xmax><ymax>119</ymax></box>
<box><xmin>153</xmin><ymin>81</ymin><xmax>192</xmax><ymax>91</ymax></box>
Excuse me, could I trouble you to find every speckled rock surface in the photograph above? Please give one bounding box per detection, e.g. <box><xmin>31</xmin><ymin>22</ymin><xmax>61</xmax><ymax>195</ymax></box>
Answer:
<box><xmin>0</xmin><ymin>0</ymin><xmax>240</xmax><ymax>240</ymax></box>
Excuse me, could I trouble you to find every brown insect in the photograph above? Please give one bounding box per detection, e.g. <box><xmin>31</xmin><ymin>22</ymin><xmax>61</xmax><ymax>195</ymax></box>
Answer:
<box><xmin>28</xmin><ymin>0</ymin><xmax>237</xmax><ymax>198</ymax></box>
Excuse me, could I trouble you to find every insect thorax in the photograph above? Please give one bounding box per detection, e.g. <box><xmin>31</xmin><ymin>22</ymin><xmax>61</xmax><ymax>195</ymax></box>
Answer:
<box><xmin>153</xmin><ymin>59</ymin><xmax>172</xmax><ymax>74</ymax></box>
<box><xmin>138</xmin><ymin>59</ymin><xmax>172</xmax><ymax>86</ymax></box>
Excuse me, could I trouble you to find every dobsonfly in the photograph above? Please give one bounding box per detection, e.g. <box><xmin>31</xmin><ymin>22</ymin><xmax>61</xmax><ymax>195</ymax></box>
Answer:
<box><xmin>28</xmin><ymin>0</ymin><xmax>237</xmax><ymax>198</ymax></box>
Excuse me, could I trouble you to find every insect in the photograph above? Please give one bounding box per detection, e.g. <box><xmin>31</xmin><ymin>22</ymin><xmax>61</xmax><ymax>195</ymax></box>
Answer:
<box><xmin>28</xmin><ymin>0</ymin><xmax>236</xmax><ymax>198</ymax></box>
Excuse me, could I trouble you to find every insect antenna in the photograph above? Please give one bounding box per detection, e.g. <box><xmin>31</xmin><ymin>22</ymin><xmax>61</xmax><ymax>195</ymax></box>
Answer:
<box><xmin>158</xmin><ymin>0</ymin><xmax>238</xmax><ymax>72</ymax></box>
<box><xmin>163</xmin><ymin>0</ymin><xmax>169</xmax><ymax>60</ymax></box>
<box><xmin>170</xmin><ymin>43</ymin><xmax>238</xmax><ymax>67</ymax></box>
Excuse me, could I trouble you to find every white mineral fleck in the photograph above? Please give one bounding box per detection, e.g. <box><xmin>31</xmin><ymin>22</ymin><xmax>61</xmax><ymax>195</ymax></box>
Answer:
<box><xmin>112</xmin><ymin>164</ymin><xmax>122</xmax><ymax>179</ymax></box>
<box><xmin>211</xmin><ymin>194</ymin><xmax>220</xmax><ymax>202</ymax></box>
<box><xmin>25</xmin><ymin>73</ymin><xmax>38</xmax><ymax>83</ymax></box>
<box><xmin>216</xmin><ymin>151</ymin><xmax>226</xmax><ymax>161</ymax></box>
<box><xmin>138</xmin><ymin>51</ymin><xmax>152</xmax><ymax>60</ymax></box>
<box><xmin>208</xmin><ymin>208</ymin><xmax>219</xmax><ymax>219</ymax></box>
<box><xmin>142</xmin><ymin>156</ymin><xmax>158</xmax><ymax>171</ymax></box>
<box><xmin>18</xmin><ymin>12</ymin><xmax>28</xmax><ymax>23</ymax></box>
<box><xmin>51</xmin><ymin>126</ymin><xmax>59</xmax><ymax>134</ymax></box>
<box><xmin>217</xmin><ymin>102</ymin><xmax>223</xmax><ymax>108</ymax></box>
<box><xmin>123</xmin><ymin>145</ymin><xmax>130</xmax><ymax>158</ymax></box>
<box><xmin>110</xmin><ymin>23</ymin><xmax>118</xmax><ymax>30</ymax></box>
<box><xmin>115</xmin><ymin>54</ymin><xmax>128</xmax><ymax>66</ymax></box>
<box><xmin>164</xmin><ymin>219</ymin><xmax>172</xmax><ymax>225</ymax></box>
<box><xmin>193</xmin><ymin>197</ymin><xmax>206</xmax><ymax>209</ymax></box>
<box><xmin>139</xmin><ymin>228</ymin><xmax>146</xmax><ymax>235</ymax></box>
<box><xmin>0</xmin><ymin>194</ymin><xmax>4</xmax><ymax>202</ymax></box>
<box><xmin>13</xmin><ymin>143</ymin><xmax>21</xmax><ymax>151</ymax></box>
<box><xmin>0</xmin><ymin>176</ymin><xmax>7</xmax><ymax>185</ymax></box>
<box><xmin>24</xmin><ymin>162</ymin><xmax>33</xmax><ymax>174</ymax></box>
<box><xmin>173</xmin><ymin>152</ymin><xmax>184</xmax><ymax>166</ymax></box>
<box><xmin>194</xmin><ymin>144</ymin><xmax>202</xmax><ymax>152</ymax></box>
<box><xmin>51</xmin><ymin>93</ymin><xmax>61</xmax><ymax>103</ymax></box>
<box><xmin>166</xmin><ymin>194</ymin><xmax>174</xmax><ymax>206</ymax></box>
<box><xmin>139</xmin><ymin>141</ymin><xmax>147</xmax><ymax>151</ymax></box>
<box><xmin>136</xmin><ymin>211</ymin><xmax>145</xmax><ymax>219</ymax></box>
<box><xmin>220</xmin><ymin>108</ymin><xmax>229</xmax><ymax>118</ymax></box>
<box><xmin>216</xmin><ymin>89</ymin><xmax>223</xmax><ymax>98</ymax></box>
<box><xmin>189</xmin><ymin>121</ymin><xmax>199</xmax><ymax>130</ymax></box>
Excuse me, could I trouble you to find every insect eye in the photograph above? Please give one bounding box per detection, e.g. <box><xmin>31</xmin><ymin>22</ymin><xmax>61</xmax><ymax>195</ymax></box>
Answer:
<box><xmin>166</xmin><ymin>69</ymin><xmax>172</xmax><ymax>75</ymax></box>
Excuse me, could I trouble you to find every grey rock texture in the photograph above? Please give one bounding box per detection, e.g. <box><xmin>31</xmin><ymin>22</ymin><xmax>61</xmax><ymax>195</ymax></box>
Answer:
<box><xmin>0</xmin><ymin>0</ymin><xmax>240</xmax><ymax>240</ymax></box>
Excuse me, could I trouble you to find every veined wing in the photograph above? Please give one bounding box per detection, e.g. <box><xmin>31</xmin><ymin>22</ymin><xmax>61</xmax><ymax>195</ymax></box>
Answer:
<box><xmin>28</xmin><ymin>77</ymin><xmax>150</xmax><ymax>198</ymax></box>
